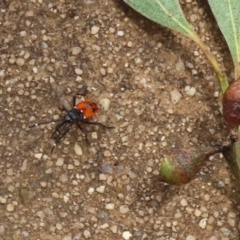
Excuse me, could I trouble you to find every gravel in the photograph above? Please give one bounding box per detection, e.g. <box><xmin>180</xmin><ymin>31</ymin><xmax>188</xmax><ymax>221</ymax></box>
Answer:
<box><xmin>0</xmin><ymin>0</ymin><xmax>238</xmax><ymax>239</ymax></box>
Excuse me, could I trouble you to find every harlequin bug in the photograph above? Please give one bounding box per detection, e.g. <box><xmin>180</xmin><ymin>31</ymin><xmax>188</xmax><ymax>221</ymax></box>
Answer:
<box><xmin>29</xmin><ymin>94</ymin><xmax>114</xmax><ymax>152</ymax></box>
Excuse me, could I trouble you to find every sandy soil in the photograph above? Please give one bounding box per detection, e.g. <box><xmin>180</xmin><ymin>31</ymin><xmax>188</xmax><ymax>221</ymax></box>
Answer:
<box><xmin>0</xmin><ymin>0</ymin><xmax>239</xmax><ymax>239</ymax></box>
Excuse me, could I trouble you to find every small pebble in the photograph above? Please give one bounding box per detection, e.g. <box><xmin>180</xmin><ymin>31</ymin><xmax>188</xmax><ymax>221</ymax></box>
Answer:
<box><xmin>34</xmin><ymin>153</ymin><xmax>42</xmax><ymax>159</ymax></box>
<box><xmin>6</xmin><ymin>204</ymin><xmax>14</xmax><ymax>212</ymax></box>
<box><xmin>96</xmin><ymin>185</ymin><xmax>105</xmax><ymax>193</ymax></box>
<box><xmin>59</xmin><ymin>174</ymin><xmax>68</xmax><ymax>183</ymax></box>
<box><xmin>186</xmin><ymin>235</ymin><xmax>196</xmax><ymax>240</ymax></box>
<box><xmin>74</xmin><ymin>143</ymin><xmax>82</xmax><ymax>155</ymax></box>
<box><xmin>195</xmin><ymin>209</ymin><xmax>202</xmax><ymax>217</ymax></box>
<box><xmin>111</xmin><ymin>225</ymin><xmax>118</xmax><ymax>233</ymax></box>
<box><xmin>103</xmin><ymin>150</ymin><xmax>112</xmax><ymax>157</ymax></box>
<box><xmin>122</xmin><ymin>231</ymin><xmax>132</xmax><ymax>240</ymax></box>
<box><xmin>176</xmin><ymin>61</ymin><xmax>185</xmax><ymax>71</ymax></box>
<box><xmin>91</xmin><ymin>26</ymin><xmax>100</xmax><ymax>35</ymax></box>
<box><xmin>67</xmin><ymin>164</ymin><xmax>74</xmax><ymax>170</ymax></box>
<box><xmin>105</xmin><ymin>203</ymin><xmax>115</xmax><ymax>210</ymax></box>
<box><xmin>75</xmin><ymin>68</ymin><xmax>83</xmax><ymax>75</ymax></box>
<box><xmin>209</xmin><ymin>236</ymin><xmax>218</xmax><ymax>240</ymax></box>
<box><xmin>117</xmin><ymin>30</ymin><xmax>124</xmax><ymax>36</ymax></box>
<box><xmin>59</xmin><ymin>212</ymin><xmax>68</xmax><ymax>218</ymax></box>
<box><xmin>100</xmin><ymin>223</ymin><xmax>109</xmax><ymax>229</ymax></box>
<box><xmin>99</xmin><ymin>174</ymin><xmax>107</xmax><ymax>181</ymax></box>
<box><xmin>186</xmin><ymin>86</ymin><xmax>196</xmax><ymax>96</ymax></box>
<box><xmin>56</xmin><ymin>223</ymin><xmax>62</xmax><ymax>230</ymax></box>
<box><xmin>88</xmin><ymin>187</ymin><xmax>94</xmax><ymax>195</ymax></box>
<box><xmin>91</xmin><ymin>132</ymin><xmax>98</xmax><ymax>139</ymax></box>
<box><xmin>170</xmin><ymin>89</ymin><xmax>182</xmax><ymax>104</ymax></box>
<box><xmin>22</xmin><ymin>231</ymin><xmax>29</xmax><ymax>237</ymax></box>
<box><xmin>7</xmin><ymin>169</ymin><xmax>14</xmax><ymax>176</ymax></box>
<box><xmin>0</xmin><ymin>197</ymin><xmax>7</xmax><ymax>204</ymax></box>
<box><xmin>56</xmin><ymin>158</ymin><xmax>64</xmax><ymax>166</ymax></box>
<box><xmin>62</xmin><ymin>236</ymin><xmax>71</xmax><ymax>240</ymax></box>
<box><xmin>72</xmin><ymin>47</ymin><xmax>81</xmax><ymax>55</ymax></box>
<box><xmin>0</xmin><ymin>225</ymin><xmax>5</xmax><ymax>235</ymax></box>
<box><xmin>119</xmin><ymin>205</ymin><xmax>129</xmax><ymax>214</ymax></box>
<box><xmin>40</xmin><ymin>182</ymin><xmax>47</xmax><ymax>187</ymax></box>
<box><xmin>99</xmin><ymin>98</ymin><xmax>111</xmax><ymax>111</ymax></box>
<box><xmin>73</xmin><ymin>159</ymin><xmax>80</xmax><ymax>166</ymax></box>
<box><xmin>180</xmin><ymin>198</ymin><xmax>188</xmax><ymax>207</ymax></box>
<box><xmin>83</xmin><ymin>229</ymin><xmax>91</xmax><ymax>238</ymax></box>
<box><xmin>16</xmin><ymin>58</ymin><xmax>25</xmax><ymax>66</ymax></box>
<box><xmin>199</xmin><ymin>218</ymin><xmax>207</xmax><ymax>229</ymax></box>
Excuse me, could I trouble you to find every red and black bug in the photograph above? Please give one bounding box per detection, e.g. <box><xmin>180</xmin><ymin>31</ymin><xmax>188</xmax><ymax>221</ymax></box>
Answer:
<box><xmin>29</xmin><ymin>95</ymin><xmax>114</xmax><ymax>152</ymax></box>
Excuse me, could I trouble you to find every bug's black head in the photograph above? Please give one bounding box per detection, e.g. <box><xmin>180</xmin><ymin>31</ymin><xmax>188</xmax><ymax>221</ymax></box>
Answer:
<box><xmin>64</xmin><ymin>108</ymin><xmax>85</xmax><ymax>122</ymax></box>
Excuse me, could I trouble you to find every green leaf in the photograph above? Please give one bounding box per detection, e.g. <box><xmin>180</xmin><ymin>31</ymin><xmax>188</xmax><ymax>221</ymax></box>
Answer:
<box><xmin>208</xmin><ymin>0</ymin><xmax>240</xmax><ymax>80</ymax></box>
<box><xmin>123</xmin><ymin>0</ymin><xmax>195</xmax><ymax>38</ymax></box>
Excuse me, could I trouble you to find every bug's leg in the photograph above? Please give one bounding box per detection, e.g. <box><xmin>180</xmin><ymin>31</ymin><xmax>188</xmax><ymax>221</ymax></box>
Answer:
<box><xmin>51</xmin><ymin>120</ymin><xmax>68</xmax><ymax>138</ymax></box>
<box><xmin>29</xmin><ymin>119</ymin><xmax>61</xmax><ymax>128</ymax></box>
<box><xmin>80</xmin><ymin>120</ymin><xmax>114</xmax><ymax>129</ymax></box>
<box><xmin>76</xmin><ymin>122</ymin><xmax>89</xmax><ymax>143</ymax></box>
<box><xmin>51</xmin><ymin>123</ymin><xmax>73</xmax><ymax>153</ymax></box>
<box><xmin>72</xmin><ymin>95</ymin><xmax>77</xmax><ymax>107</ymax></box>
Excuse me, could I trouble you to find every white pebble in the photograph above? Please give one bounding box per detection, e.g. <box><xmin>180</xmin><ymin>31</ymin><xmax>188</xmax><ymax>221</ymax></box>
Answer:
<box><xmin>119</xmin><ymin>205</ymin><xmax>129</xmax><ymax>214</ymax></box>
<box><xmin>40</xmin><ymin>182</ymin><xmax>47</xmax><ymax>187</ymax></box>
<box><xmin>195</xmin><ymin>209</ymin><xmax>202</xmax><ymax>217</ymax></box>
<box><xmin>6</xmin><ymin>204</ymin><xmax>14</xmax><ymax>212</ymax></box>
<box><xmin>16</xmin><ymin>58</ymin><xmax>25</xmax><ymax>66</ymax></box>
<box><xmin>199</xmin><ymin>218</ymin><xmax>207</xmax><ymax>229</ymax></box>
<box><xmin>186</xmin><ymin>87</ymin><xmax>196</xmax><ymax>96</ymax></box>
<box><xmin>74</xmin><ymin>143</ymin><xmax>82</xmax><ymax>155</ymax></box>
<box><xmin>100</xmin><ymin>223</ymin><xmax>109</xmax><ymax>229</ymax></box>
<box><xmin>91</xmin><ymin>26</ymin><xmax>100</xmax><ymax>35</ymax></box>
<box><xmin>83</xmin><ymin>229</ymin><xmax>91</xmax><ymax>238</ymax></box>
<box><xmin>117</xmin><ymin>30</ymin><xmax>124</xmax><ymax>36</ymax></box>
<box><xmin>88</xmin><ymin>187</ymin><xmax>94</xmax><ymax>195</ymax></box>
<box><xmin>180</xmin><ymin>198</ymin><xmax>188</xmax><ymax>207</ymax></box>
<box><xmin>0</xmin><ymin>197</ymin><xmax>7</xmax><ymax>204</ymax></box>
<box><xmin>214</xmin><ymin>91</ymin><xmax>219</xmax><ymax>97</ymax></box>
<box><xmin>170</xmin><ymin>89</ymin><xmax>182</xmax><ymax>104</ymax></box>
<box><xmin>72</xmin><ymin>47</ymin><xmax>81</xmax><ymax>55</ymax></box>
<box><xmin>122</xmin><ymin>231</ymin><xmax>132</xmax><ymax>240</ymax></box>
<box><xmin>75</xmin><ymin>68</ymin><xmax>83</xmax><ymax>75</ymax></box>
<box><xmin>99</xmin><ymin>98</ymin><xmax>111</xmax><ymax>111</ymax></box>
<box><xmin>105</xmin><ymin>203</ymin><xmax>115</xmax><ymax>210</ymax></box>
<box><xmin>20</xmin><ymin>31</ymin><xmax>27</xmax><ymax>36</ymax></box>
<box><xmin>67</xmin><ymin>164</ymin><xmax>74</xmax><ymax>170</ymax></box>
<box><xmin>56</xmin><ymin>223</ymin><xmax>62</xmax><ymax>230</ymax></box>
<box><xmin>63</xmin><ymin>195</ymin><xmax>69</xmax><ymax>203</ymax></box>
<box><xmin>34</xmin><ymin>153</ymin><xmax>42</xmax><ymax>159</ymax></box>
<box><xmin>111</xmin><ymin>225</ymin><xmax>118</xmax><ymax>233</ymax></box>
<box><xmin>99</xmin><ymin>174</ymin><xmax>107</xmax><ymax>181</ymax></box>
<box><xmin>91</xmin><ymin>132</ymin><xmax>98</xmax><ymax>139</ymax></box>
<box><xmin>56</xmin><ymin>158</ymin><xmax>64</xmax><ymax>166</ymax></box>
<box><xmin>32</xmin><ymin>67</ymin><xmax>38</xmax><ymax>73</ymax></box>
<box><xmin>186</xmin><ymin>235</ymin><xmax>196</xmax><ymax>240</ymax></box>
<box><xmin>96</xmin><ymin>185</ymin><xmax>105</xmax><ymax>193</ymax></box>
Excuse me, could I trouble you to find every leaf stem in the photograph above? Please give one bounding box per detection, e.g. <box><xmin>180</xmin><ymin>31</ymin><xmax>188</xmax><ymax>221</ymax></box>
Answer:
<box><xmin>190</xmin><ymin>32</ymin><xmax>229</xmax><ymax>93</ymax></box>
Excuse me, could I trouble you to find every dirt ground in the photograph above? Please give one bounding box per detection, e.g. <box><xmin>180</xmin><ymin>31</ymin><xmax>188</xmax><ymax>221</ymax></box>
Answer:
<box><xmin>0</xmin><ymin>0</ymin><xmax>239</xmax><ymax>239</ymax></box>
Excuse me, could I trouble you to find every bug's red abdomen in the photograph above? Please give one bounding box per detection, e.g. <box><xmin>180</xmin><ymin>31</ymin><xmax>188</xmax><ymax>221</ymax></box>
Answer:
<box><xmin>75</xmin><ymin>100</ymin><xmax>99</xmax><ymax>119</ymax></box>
